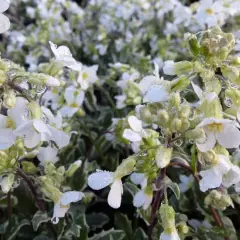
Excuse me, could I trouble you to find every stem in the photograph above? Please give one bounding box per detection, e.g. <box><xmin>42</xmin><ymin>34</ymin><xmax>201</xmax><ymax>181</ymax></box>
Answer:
<box><xmin>148</xmin><ymin>168</ymin><xmax>166</xmax><ymax>240</ymax></box>
<box><xmin>16</xmin><ymin>168</ymin><xmax>45</xmax><ymax>211</ymax></box>
<box><xmin>7</xmin><ymin>191</ymin><xmax>12</xmax><ymax>219</ymax></box>
<box><xmin>7</xmin><ymin>82</ymin><xmax>32</xmax><ymax>102</ymax></box>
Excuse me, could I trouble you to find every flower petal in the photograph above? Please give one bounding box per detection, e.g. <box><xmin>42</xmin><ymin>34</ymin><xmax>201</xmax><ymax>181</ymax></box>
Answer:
<box><xmin>60</xmin><ymin>191</ymin><xmax>85</xmax><ymax>205</ymax></box>
<box><xmin>88</xmin><ymin>171</ymin><xmax>114</xmax><ymax>190</ymax></box>
<box><xmin>123</xmin><ymin>129</ymin><xmax>142</xmax><ymax>142</ymax></box>
<box><xmin>222</xmin><ymin>165</ymin><xmax>240</xmax><ymax>188</ymax></box>
<box><xmin>130</xmin><ymin>173</ymin><xmax>145</xmax><ymax>185</ymax></box>
<box><xmin>107</xmin><ymin>179</ymin><xmax>123</xmax><ymax>209</ymax></box>
<box><xmin>0</xmin><ymin>129</ymin><xmax>15</xmax><ymax>150</ymax></box>
<box><xmin>0</xmin><ymin>0</ymin><xmax>10</xmax><ymax>13</ymax></box>
<box><xmin>48</xmin><ymin>126</ymin><xmax>70</xmax><ymax>148</ymax></box>
<box><xmin>133</xmin><ymin>190</ymin><xmax>146</xmax><ymax>208</ymax></box>
<box><xmin>128</xmin><ymin>116</ymin><xmax>142</xmax><ymax>132</ymax></box>
<box><xmin>196</xmin><ymin>131</ymin><xmax>216</xmax><ymax>152</ymax></box>
<box><xmin>0</xmin><ymin>13</ymin><xmax>10</xmax><ymax>34</ymax></box>
<box><xmin>216</xmin><ymin>124</ymin><xmax>240</xmax><ymax>149</ymax></box>
<box><xmin>143</xmin><ymin>84</ymin><xmax>169</xmax><ymax>103</ymax></box>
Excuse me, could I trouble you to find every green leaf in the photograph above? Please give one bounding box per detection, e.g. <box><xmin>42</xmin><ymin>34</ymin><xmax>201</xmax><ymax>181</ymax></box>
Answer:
<box><xmin>132</xmin><ymin>228</ymin><xmax>148</xmax><ymax>240</ymax></box>
<box><xmin>190</xmin><ymin>145</ymin><xmax>197</xmax><ymax>174</ymax></box>
<box><xmin>123</xmin><ymin>182</ymin><xmax>139</xmax><ymax>197</ymax></box>
<box><xmin>63</xmin><ymin>223</ymin><xmax>81</xmax><ymax>238</ymax></box>
<box><xmin>0</xmin><ymin>220</ymin><xmax>9</xmax><ymax>234</ymax></box>
<box><xmin>75</xmin><ymin>214</ymin><xmax>89</xmax><ymax>240</ymax></box>
<box><xmin>86</xmin><ymin>212</ymin><xmax>109</xmax><ymax>230</ymax></box>
<box><xmin>166</xmin><ymin>182</ymin><xmax>180</xmax><ymax>200</ymax></box>
<box><xmin>0</xmin><ymin>195</ymin><xmax>18</xmax><ymax>208</ymax></box>
<box><xmin>7</xmin><ymin>219</ymin><xmax>31</xmax><ymax>240</ymax></box>
<box><xmin>33</xmin><ymin>236</ymin><xmax>50</xmax><ymax>240</ymax></box>
<box><xmin>89</xmin><ymin>229</ymin><xmax>125</xmax><ymax>240</ymax></box>
<box><xmin>32</xmin><ymin>211</ymin><xmax>50</xmax><ymax>231</ymax></box>
<box><xmin>114</xmin><ymin>213</ymin><xmax>132</xmax><ymax>239</ymax></box>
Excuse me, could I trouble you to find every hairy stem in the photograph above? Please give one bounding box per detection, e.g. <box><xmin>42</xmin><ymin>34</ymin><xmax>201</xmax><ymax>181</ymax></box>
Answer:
<box><xmin>7</xmin><ymin>191</ymin><xmax>12</xmax><ymax>219</ymax></box>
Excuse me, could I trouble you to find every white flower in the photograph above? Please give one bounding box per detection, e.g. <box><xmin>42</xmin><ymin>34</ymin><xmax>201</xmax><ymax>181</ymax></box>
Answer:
<box><xmin>133</xmin><ymin>189</ymin><xmax>153</xmax><ymax>209</ymax></box>
<box><xmin>51</xmin><ymin>191</ymin><xmax>84</xmax><ymax>224</ymax></box>
<box><xmin>139</xmin><ymin>64</ymin><xmax>169</xmax><ymax>103</ymax></box>
<box><xmin>163</xmin><ymin>61</ymin><xmax>176</xmax><ymax>75</ymax></box>
<box><xmin>0</xmin><ymin>0</ymin><xmax>10</xmax><ymax>34</ymax></box>
<box><xmin>196</xmin><ymin>118</ymin><xmax>240</xmax><ymax>152</ymax></box>
<box><xmin>41</xmin><ymin>107</ymin><xmax>70</xmax><ymax>148</ymax></box>
<box><xmin>77</xmin><ymin>65</ymin><xmax>98</xmax><ymax>90</ymax></box>
<box><xmin>123</xmin><ymin>116</ymin><xmax>145</xmax><ymax>142</ymax></box>
<box><xmin>199</xmin><ymin>154</ymin><xmax>231</xmax><ymax>192</ymax></box>
<box><xmin>60</xmin><ymin>86</ymin><xmax>85</xmax><ymax>117</ymax></box>
<box><xmin>88</xmin><ymin>170</ymin><xmax>123</xmax><ymax>209</ymax></box>
<box><xmin>195</xmin><ymin>0</ymin><xmax>224</xmax><ymax>28</ymax></box>
<box><xmin>49</xmin><ymin>41</ymin><xmax>82</xmax><ymax>71</ymax></box>
<box><xmin>0</xmin><ymin>97</ymin><xmax>29</xmax><ymax>149</ymax></box>
<box><xmin>179</xmin><ymin>175</ymin><xmax>194</xmax><ymax>193</ymax></box>
<box><xmin>37</xmin><ymin>146</ymin><xmax>59</xmax><ymax>165</ymax></box>
<box><xmin>160</xmin><ymin>230</ymin><xmax>180</xmax><ymax>240</ymax></box>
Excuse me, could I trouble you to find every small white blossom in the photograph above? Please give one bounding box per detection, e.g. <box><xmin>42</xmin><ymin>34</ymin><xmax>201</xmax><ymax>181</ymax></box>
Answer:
<box><xmin>0</xmin><ymin>0</ymin><xmax>10</xmax><ymax>34</ymax></box>
<box><xmin>77</xmin><ymin>65</ymin><xmax>98</xmax><ymax>90</ymax></box>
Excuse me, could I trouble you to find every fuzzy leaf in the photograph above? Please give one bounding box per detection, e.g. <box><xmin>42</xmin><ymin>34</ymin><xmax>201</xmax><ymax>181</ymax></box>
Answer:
<box><xmin>32</xmin><ymin>211</ymin><xmax>50</xmax><ymax>231</ymax></box>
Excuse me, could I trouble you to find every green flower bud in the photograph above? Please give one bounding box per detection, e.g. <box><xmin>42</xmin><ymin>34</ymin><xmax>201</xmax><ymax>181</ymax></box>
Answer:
<box><xmin>199</xmin><ymin>150</ymin><xmax>217</xmax><ymax>165</ymax></box>
<box><xmin>160</xmin><ymin>204</ymin><xmax>176</xmax><ymax>232</ymax></box>
<box><xmin>169</xmin><ymin>92</ymin><xmax>181</xmax><ymax>108</ymax></box>
<box><xmin>21</xmin><ymin>161</ymin><xmax>38</xmax><ymax>174</ymax></box>
<box><xmin>185</xmin><ymin>33</ymin><xmax>201</xmax><ymax>56</ymax></box>
<box><xmin>27</xmin><ymin>73</ymin><xmax>60</xmax><ymax>87</ymax></box>
<box><xmin>170</xmin><ymin>118</ymin><xmax>182</xmax><ymax>132</ymax></box>
<box><xmin>200</xmin><ymin>94</ymin><xmax>222</xmax><ymax>118</ymax></box>
<box><xmin>177</xmin><ymin>222</ymin><xmax>189</xmax><ymax>235</ymax></box>
<box><xmin>156</xmin><ymin>109</ymin><xmax>169</xmax><ymax>126</ymax></box>
<box><xmin>185</xmin><ymin>128</ymin><xmax>205</xmax><ymax>140</ymax></box>
<box><xmin>180</xmin><ymin>119</ymin><xmax>190</xmax><ymax>132</ymax></box>
<box><xmin>169</xmin><ymin>76</ymin><xmax>190</xmax><ymax>92</ymax></box>
<box><xmin>115</xmin><ymin>156</ymin><xmax>136</xmax><ymax>178</ymax></box>
<box><xmin>66</xmin><ymin>160</ymin><xmax>82</xmax><ymax>177</ymax></box>
<box><xmin>155</xmin><ymin>145</ymin><xmax>172</xmax><ymax>168</ymax></box>
<box><xmin>77</xmin><ymin>108</ymin><xmax>86</xmax><ymax>117</ymax></box>
<box><xmin>139</xmin><ymin>106</ymin><xmax>152</xmax><ymax>124</ymax></box>
<box><xmin>180</xmin><ymin>105</ymin><xmax>191</xmax><ymax>118</ymax></box>
<box><xmin>231</xmin><ymin>56</ymin><xmax>240</xmax><ymax>66</ymax></box>
<box><xmin>28</xmin><ymin>101</ymin><xmax>42</xmax><ymax>119</ymax></box>
<box><xmin>225</xmin><ymin>87</ymin><xmax>240</xmax><ymax>107</ymax></box>
<box><xmin>3</xmin><ymin>89</ymin><xmax>16</xmax><ymax>109</ymax></box>
<box><xmin>204</xmin><ymin>190</ymin><xmax>233</xmax><ymax>211</ymax></box>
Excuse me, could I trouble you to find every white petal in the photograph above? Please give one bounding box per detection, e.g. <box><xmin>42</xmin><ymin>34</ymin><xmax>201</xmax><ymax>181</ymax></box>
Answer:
<box><xmin>163</xmin><ymin>60</ymin><xmax>176</xmax><ymax>75</ymax></box>
<box><xmin>0</xmin><ymin>114</ymin><xmax>7</xmax><ymax>128</ymax></box>
<box><xmin>33</xmin><ymin>120</ymin><xmax>51</xmax><ymax>135</ymax></box>
<box><xmin>24</xmin><ymin>131</ymin><xmax>41</xmax><ymax>149</ymax></box>
<box><xmin>138</xmin><ymin>75</ymin><xmax>158</xmax><ymax>94</ymax></box>
<box><xmin>160</xmin><ymin>230</ymin><xmax>180</xmax><ymax>240</ymax></box>
<box><xmin>0</xmin><ymin>129</ymin><xmax>15</xmax><ymax>149</ymax></box>
<box><xmin>216</xmin><ymin>124</ymin><xmax>240</xmax><ymax>149</ymax></box>
<box><xmin>108</xmin><ymin>179</ymin><xmax>123</xmax><ymax>209</ymax></box>
<box><xmin>191</xmin><ymin>81</ymin><xmax>203</xmax><ymax>99</ymax></box>
<box><xmin>88</xmin><ymin>171</ymin><xmax>114</xmax><ymax>190</ymax></box>
<box><xmin>37</xmin><ymin>146</ymin><xmax>59</xmax><ymax>165</ymax></box>
<box><xmin>0</xmin><ymin>13</ymin><xmax>10</xmax><ymax>34</ymax></box>
<box><xmin>196</xmin><ymin>131</ymin><xmax>216</xmax><ymax>152</ymax></box>
<box><xmin>0</xmin><ymin>0</ymin><xmax>10</xmax><ymax>13</ymax></box>
<box><xmin>76</xmin><ymin>91</ymin><xmax>85</xmax><ymax>106</ymax></box>
<box><xmin>60</xmin><ymin>106</ymin><xmax>78</xmax><ymax>118</ymax></box>
<box><xmin>128</xmin><ymin>116</ymin><xmax>142</xmax><ymax>132</ymax></box>
<box><xmin>48</xmin><ymin>126</ymin><xmax>70</xmax><ymax>148</ymax></box>
<box><xmin>45</xmin><ymin>76</ymin><xmax>60</xmax><ymax>87</ymax></box>
<box><xmin>60</xmin><ymin>191</ymin><xmax>85</xmax><ymax>205</ymax></box>
<box><xmin>143</xmin><ymin>84</ymin><xmax>169</xmax><ymax>103</ymax></box>
<box><xmin>234</xmin><ymin>183</ymin><xmax>240</xmax><ymax>192</ymax></box>
<box><xmin>133</xmin><ymin>190</ymin><xmax>146</xmax><ymax>208</ymax></box>
<box><xmin>123</xmin><ymin>129</ymin><xmax>142</xmax><ymax>142</ymax></box>
<box><xmin>130</xmin><ymin>173</ymin><xmax>145</xmax><ymax>185</ymax></box>
<box><xmin>64</xmin><ymin>86</ymin><xmax>76</xmax><ymax>105</ymax></box>
<box><xmin>222</xmin><ymin>165</ymin><xmax>240</xmax><ymax>188</ymax></box>
<box><xmin>143</xmin><ymin>194</ymin><xmax>152</xmax><ymax>210</ymax></box>
<box><xmin>51</xmin><ymin>202</ymin><xmax>69</xmax><ymax>224</ymax></box>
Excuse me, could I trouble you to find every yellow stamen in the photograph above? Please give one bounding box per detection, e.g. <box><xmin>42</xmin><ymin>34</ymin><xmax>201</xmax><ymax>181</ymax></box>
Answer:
<box><xmin>207</xmin><ymin>122</ymin><xmax>223</xmax><ymax>132</ymax></box>
<box><xmin>70</xmin><ymin>102</ymin><xmax>78</xmax><ymax>108</ymax></box>
<box><xmin>82</xmin><ymin>72</ymin><xmax>88</xmax><ymax>80</ymax></box>
<box><xmin>205</xmin><ymin>8</ymin><xmax>214</xmax><ymax>15</ymax></box>
<box><xmin>5</xmin><ymin>117</ymin><xmax>15</xmax><ymax>129</ymax></box>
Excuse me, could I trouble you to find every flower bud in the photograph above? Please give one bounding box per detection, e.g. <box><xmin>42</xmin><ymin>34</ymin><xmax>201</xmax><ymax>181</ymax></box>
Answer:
<box><xmin>28</xmin><ymin>101</ymin><xmax>42</xmax><ymax>119</ymax></box>
<box><xmin>115</xmin><ymin>156</ymin><xmax>136</xmax><ymax>178</ymax></box>
<box><xmin>169</xmin><ymin>93</ymin><xmax>181</xmax><ymax>108</ymax></box>
<box><xmin>27</xmin><ymin>73</ymin><xmax>60</xmax><ymax>87</ymax></box>
<box><xmin>139</xmin><ymin>106</ymin><xmax>152</xmax><ymax>124</ymax></box>
<box><xmin>66</xmin><ymin>160</ymin><xmax>82</xmax><ymax>177</ymax></box>
<box><xmin>0</xmin><ymin>70</ymin><xmax>6</xmax><ymax>86</ymax></box>
<box><xmin>174</xmin><ymin>61</ymin><xmax>193</xmax><ymax>75</ymax></box>
<box><xmin>77</xmin><ymin>108</ymin><xmax>86</xmax><ymax>117</ymax></box>
<box><xmin>180</xmin><ymin>105</ymin><xmax>191</xmax><ymax>118</ymax></box>
<box><xmin>177</xmin><ymin>222</ymin><xmax>189</xmax><ymax>235</ymax></box>
<box><xmin>185</xmin><ymin>128</ymin><xmax>205</xmax><ymax>140</ymax></box>
<box><xmin>170</xmin><ymin>118</ymin><xmax>182</xmax><ymax>132</ymax></box>
<box><xmin>204</xmin><ymin>190</ymin><xmax>233</xmax><ymax>211</ymax></box>
<box><xmin>156</xmin><ymin>109</ymin><xmax>169</xmax><ymax>126</ymax></box>
<box><xmin>3</xmin><ymin>89</ymin><xmax>16</xmax><ymax>108</ymax></box>
<box><xmin>155</xmin><ymin>145</ymin><xmax>172</xmax><ymax>168</ymax></box>
<box><xmin>225</xmin><ymin>87</ymin><xmax>240</xmax><ymax>107</ymax></box>
<box><xmin>160</xmin><ymin>204</ymin><xmax>176</xmax><ymax>231</ymax></box>
<box><xmin>21</xmin><ymin>161</ymin><xmax>38</xmax><ymax>174</ymax></box>
<box><xmin>185</xmin><ymin>33</ymin><xmax>201</xmax><ymax>56</ymax></box>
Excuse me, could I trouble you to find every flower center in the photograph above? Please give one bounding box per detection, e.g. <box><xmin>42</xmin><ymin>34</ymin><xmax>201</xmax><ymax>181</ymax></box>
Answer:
<box><xmin>70</xmin><ymin>102</ymin><xmax>78</xmax><ymax>108</ymax></box>
<box><xmin>5</xmin><ymin>117</ymin><xmax>15</xmax><ymax>129</ymax></box>
<box><xmin>205</xmin><ymin>8</ymin><xmax>214</xmax><ymax>15</ymax></box>
<box><xmin>207</xmin><ymin>122</ymin><xmax>223</xmax><ymax>132</ymax></box>
<box><xmin>82</xmin><ymin>72</ymin><xmax>88</xmax><ymax>80</ymax></box>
